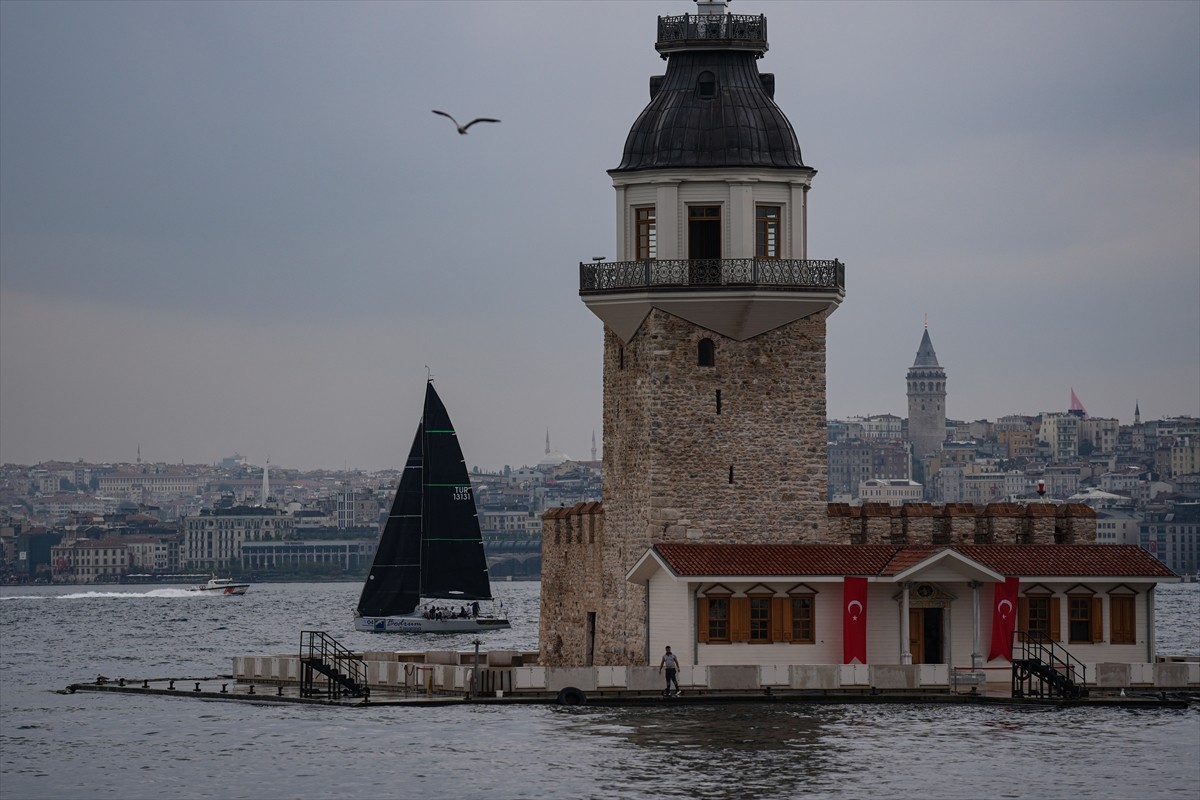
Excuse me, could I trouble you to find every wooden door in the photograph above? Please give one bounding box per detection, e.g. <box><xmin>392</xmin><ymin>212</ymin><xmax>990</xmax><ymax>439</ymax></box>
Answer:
<box><xmin>923</xmin><ymin>607</ymin><xmax>944</xmax><ymax>663</ymax></box>
<box><xmin>908</xmin><ymin>608</ymin><xmax>924</xmax><ymax>664</ymax></box>
<box><xmin>909</xmin><ymin>607</ymin><xmax>945</xmax><ymax>664</ymax></box>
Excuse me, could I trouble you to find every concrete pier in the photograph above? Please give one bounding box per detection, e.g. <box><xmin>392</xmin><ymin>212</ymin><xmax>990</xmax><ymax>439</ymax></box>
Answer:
<box><xmin>62</xmin><ymin>675</ymin><xmax>1192</xmax><ymax>709</ymax></box>
<box><xmin>62</xmin><ymin>648</ymin><xmax>1200</xmax><ymax>708</ymax></box>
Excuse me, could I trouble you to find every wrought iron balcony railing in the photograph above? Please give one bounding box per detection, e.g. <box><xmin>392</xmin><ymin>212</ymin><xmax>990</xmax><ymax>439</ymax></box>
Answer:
<box><xmin>579</xmin><ymin>258</ymin><xmax>844</xmax><ymax>294</ymax></box>
<box><xmin>657</xmin><ymin>14</ymin><xmax>767</xmax><ymax>53</ymax></box>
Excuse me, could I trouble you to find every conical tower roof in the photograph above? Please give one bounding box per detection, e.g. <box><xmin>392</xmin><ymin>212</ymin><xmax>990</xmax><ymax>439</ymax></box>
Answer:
<box><xmin>912</xmin><ymin>328</ymin><xmax>940</xmax><ymax>368</ymax></box>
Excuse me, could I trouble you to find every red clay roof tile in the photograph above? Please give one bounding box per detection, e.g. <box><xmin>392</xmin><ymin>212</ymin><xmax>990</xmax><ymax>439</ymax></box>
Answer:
<box><xmin>652</xmin><ymin>543</ymin><xmax>1175</xmax><ymax>579</ymax></box>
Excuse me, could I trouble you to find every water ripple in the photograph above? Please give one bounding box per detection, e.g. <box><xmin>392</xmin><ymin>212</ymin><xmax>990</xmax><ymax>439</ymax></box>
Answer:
<box><xmin>1</xmin><ymin>581</ymin><xmax>1197</xmax><ymax>800</ymax></box>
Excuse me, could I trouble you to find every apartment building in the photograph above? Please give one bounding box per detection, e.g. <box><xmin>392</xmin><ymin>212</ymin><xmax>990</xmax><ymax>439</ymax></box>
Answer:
<box><xmin>1141</xmin><ymin>502</ymin><xmax>1200</xmax><ymax>576</ymax></box>
<box><xmin>858</xmin><ymin>479</ymin><xmax>923</xmax><ymax>506</ymax></box>
<box><xmin>181</xmin><ymin>506</ymin><xmax>294</xmax><ymax>570</ymax></box>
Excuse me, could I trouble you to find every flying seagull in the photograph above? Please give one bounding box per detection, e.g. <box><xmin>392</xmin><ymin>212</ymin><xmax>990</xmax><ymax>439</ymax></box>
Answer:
<box><xmin>432</xmin><ymin>109</ymin><xmax>501</xmax><ymax>134</ymax></box>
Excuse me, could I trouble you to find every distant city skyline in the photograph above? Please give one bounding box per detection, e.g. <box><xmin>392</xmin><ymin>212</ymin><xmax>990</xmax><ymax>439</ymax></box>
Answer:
<box><xmin>2</xmin><ymin>1</ymin><xmax>1197</xmax><ymax>472</ymax></box>
<box><xmin>4</xmin><ymin>397</ymin><xmax>1194</xmax><ymax>476</ymax></box>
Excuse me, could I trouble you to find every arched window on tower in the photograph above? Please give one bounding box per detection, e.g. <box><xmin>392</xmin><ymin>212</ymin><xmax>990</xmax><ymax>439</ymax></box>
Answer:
<box><xmin>698</xmin><ymin>338</ymin><xmax>715</xmax><ymax>367</ymax></box>
<box><xmin>697</xmin><ymin>70</ymin><xmax>716</xmax><ymax>99</ymax></box>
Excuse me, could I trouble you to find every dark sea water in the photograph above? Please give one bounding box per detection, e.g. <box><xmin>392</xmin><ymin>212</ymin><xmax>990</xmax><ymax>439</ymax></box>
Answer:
<box><xmin>2</xmin><ymin>581</ymin><xmax>1198</xmax><ymax>800</ymax></box>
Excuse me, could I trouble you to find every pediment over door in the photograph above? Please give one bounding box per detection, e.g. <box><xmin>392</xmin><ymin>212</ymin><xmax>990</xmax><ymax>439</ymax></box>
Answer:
<box><xmin>893</xmin><ymin>582</ymin><xmax>957</xmax><ymax>608</ymax></box>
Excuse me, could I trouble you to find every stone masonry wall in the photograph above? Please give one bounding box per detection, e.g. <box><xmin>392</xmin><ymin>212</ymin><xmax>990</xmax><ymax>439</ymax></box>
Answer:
<box><xmin>606</xmin><ymin>309</ymin><xmax>831</xmax><ymax>545</ymax></box>
<box><xmin>825</xmin><ymin>501</ymin><xmax>1097</xmax><ymax>545</ymax></box>
<box><xmin>557</xmin><ymin>309</ymin><xmax>832</xmax><ymax>668</ymax></box>
<box><xmin>538</xmin><ymin>502</ymin><xmax>605</xmax><ymax>667</ymax></box>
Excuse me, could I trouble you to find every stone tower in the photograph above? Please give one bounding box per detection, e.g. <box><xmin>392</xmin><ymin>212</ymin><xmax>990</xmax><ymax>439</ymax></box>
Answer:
<box><xmin>547</xmin><ymin>0</ymin><xmax>846</xmax><ymax>666</ymax></box>
<box><xmin>906</xmin><ymin>325</ymin><xmax>947</xmax><ymax>459</ymax></box>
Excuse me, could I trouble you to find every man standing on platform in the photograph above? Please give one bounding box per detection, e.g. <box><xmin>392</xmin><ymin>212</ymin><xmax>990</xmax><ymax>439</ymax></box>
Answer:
<box><xmin>658</xmin><ymin>645</ymin><xmax>681</xmax><ymax>696</ymax></box>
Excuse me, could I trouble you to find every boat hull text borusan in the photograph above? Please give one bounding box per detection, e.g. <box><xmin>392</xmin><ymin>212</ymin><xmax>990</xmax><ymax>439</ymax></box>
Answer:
<box><xmin>354</xmin><ymin>380</ymin><xmax>510</xmax><ymax>634</ymax></box>
<box><xmin>354</xmin><ymin>614</ymin><xmax>511</xmax><ymax>633</ymax></box>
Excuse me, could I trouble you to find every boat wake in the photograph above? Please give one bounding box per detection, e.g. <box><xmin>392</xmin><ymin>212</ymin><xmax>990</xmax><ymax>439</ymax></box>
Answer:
<box><xmin>2</xmin><ymin>589</ymin><xmax>202</xmax><ymax>600</ymax></box>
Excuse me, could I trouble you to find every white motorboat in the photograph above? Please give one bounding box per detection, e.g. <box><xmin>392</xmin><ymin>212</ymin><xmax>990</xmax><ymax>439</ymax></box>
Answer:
<box><xmin>190</xmin><ymin>577</ymin><xmax>250</xmax><ymax>596</ymax></box>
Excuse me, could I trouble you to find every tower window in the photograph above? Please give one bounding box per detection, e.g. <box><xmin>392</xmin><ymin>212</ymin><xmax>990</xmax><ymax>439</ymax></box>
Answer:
<box><xmin>697</xmin><ymin>70</ymin><xmax>716</xmax><ymax>99</ymax></box>
<box><xmin>715</xmin><ymin>389</ymin><xmax>722</xmax><ymax>414</ymax></box>
<box><xmin>698</xmin><ymin>338</ymin><xmax>715</xmax><ymax>367</ymax></box>
<box><xmin>618</xmin><ymin>346</ymin><xmax>625</xmax><ymax>370</ymax></box>
<box><xmin>635</xmin><ymin>207</ymin><xmax>656</xmax><ymax>260</ymax></box>
<box><xmin>688</xmin><ymin>205</ymin><xmax>721</xmax><ymax>277</ymax></box>
<box><xmin>755</xmin><ymin>206</ymin><xmax>781</xmax><ymax>258</ymax></box>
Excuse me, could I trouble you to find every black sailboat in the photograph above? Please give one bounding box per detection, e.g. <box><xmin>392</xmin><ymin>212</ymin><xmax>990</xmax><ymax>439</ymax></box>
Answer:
<box><xmin>354</xmin><ymin>381</ymin><xmax>509</xmax><ymax>633</ymax></box>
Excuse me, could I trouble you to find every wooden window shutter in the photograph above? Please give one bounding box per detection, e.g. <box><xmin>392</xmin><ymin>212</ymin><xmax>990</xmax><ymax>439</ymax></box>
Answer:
<box><xmin>1091</xmin><ymin>597</ymin><xmax>1104</xmax><ymax>642</ymax></box>
<box><xmin>1017</xmin><ymin>597</ymin><xmax>1029</xmax><ymax>633</ymax></box>
<box><xmin>731</xmin><ymin>597</ymin><xmax>750</xmax><ymax>642</ymax></box>
<box><xmin>697</xmin><ymin>598</ymin><xmax>710</xmax><ymax>643</ymax></box>
<box><xmin>1111</xmin><ymin>595</ymin><xmax>1135</xmax><ymax>644</ymax></box>
<box><xmin>1049</xmin><ymin>597</ymin><xmax>1061</xmax><ymax>642</ymax></box>
<box><xmin>773</xmin><ymin>597</ymin><xmax>789</xmax><ymax>642</ymax></box>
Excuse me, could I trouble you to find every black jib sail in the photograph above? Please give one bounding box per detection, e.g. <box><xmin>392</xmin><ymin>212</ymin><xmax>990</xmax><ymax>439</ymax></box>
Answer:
<box><xmin>356</xmin><ymin>382</ymin><xmax>493</xmax><ymax>618</ymax></box>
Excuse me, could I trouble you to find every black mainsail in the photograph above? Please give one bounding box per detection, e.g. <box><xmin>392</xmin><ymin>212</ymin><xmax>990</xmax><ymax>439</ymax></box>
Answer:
<box><xmin>355</xmin><ymin>382</ymin><xmax>494</xmax><ymax>618</ymax></box>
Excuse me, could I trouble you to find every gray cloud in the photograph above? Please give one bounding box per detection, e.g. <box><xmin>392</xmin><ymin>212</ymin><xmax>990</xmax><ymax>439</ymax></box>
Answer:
<box><xmin>2</xmin><ymin>0</ymin><xmax>1197</xmax><ymax>470</ymax></box>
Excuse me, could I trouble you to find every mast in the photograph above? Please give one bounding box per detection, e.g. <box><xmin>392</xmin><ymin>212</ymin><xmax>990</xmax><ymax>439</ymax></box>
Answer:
<box><xmin>418</xmin><ymin>379</ymin><xmax>430</xmax><ymax>596</ymax></box>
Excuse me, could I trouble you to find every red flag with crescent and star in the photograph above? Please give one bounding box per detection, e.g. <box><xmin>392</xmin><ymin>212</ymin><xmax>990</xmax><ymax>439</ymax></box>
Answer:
<box><xmin>987</xmin><ymin>577</ymin><xmax>1021</xmax><ymax>661</ymax></box>
<box><xmin>842</xmin><ymin>576</ymin><xmax>868</xmax><ymax>664</ymax></box>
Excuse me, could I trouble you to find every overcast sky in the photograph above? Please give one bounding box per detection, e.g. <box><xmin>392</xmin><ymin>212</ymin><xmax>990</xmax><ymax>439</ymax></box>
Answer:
<box><xmin>1</xmin><ymin>0</ymin><xmax>1197</xmax><ymax>473</ymax></box>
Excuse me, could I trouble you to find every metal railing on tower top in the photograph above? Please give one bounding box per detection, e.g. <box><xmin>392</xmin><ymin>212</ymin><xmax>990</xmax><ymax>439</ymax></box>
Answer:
<box><xmin>657</xmin><ymin>14</ymin><xmax>767</xmax><ymax>51</ymax></box>
<box><xmin>579</xmin><ymin>258</ymin><xmax>844</xmax><ymax>293</ymax></box>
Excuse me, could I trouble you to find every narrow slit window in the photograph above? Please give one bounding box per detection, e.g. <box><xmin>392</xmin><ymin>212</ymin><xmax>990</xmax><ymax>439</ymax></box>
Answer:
<box><xmin>728</xmin><ymin>465</ymin><xmax>734</xmax><ymax>484</ymax></box>
<box><xmin>715</xmin><ymin>389</ymin><xmax>722</xmax><ymax>415</ymax></box>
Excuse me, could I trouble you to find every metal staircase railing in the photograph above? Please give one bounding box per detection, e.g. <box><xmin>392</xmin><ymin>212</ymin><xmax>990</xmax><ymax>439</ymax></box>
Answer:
<box><xmin>1011</xmin><ymin>630</ymin><xmax>1088</xmax><ymax>699</ymax></box>
<box><xmin>299</xmin><ymin>630</ymin><xmax>368</xmax><ymax>700</ymax></box>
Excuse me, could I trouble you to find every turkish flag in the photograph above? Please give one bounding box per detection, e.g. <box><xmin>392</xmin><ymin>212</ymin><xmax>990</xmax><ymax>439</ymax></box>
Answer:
<box><xmin>987</xmin><ymin>577</ymin><xmax>1021</xmax><ymax>661</ymax></box>
<box><xmin>842</xmin><ymin>576</ymin><xmax>868</xmax><ymax>664</ymax></box>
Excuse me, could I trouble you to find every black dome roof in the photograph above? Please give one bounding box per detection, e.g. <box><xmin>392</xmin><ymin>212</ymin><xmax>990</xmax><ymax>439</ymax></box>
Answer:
<box><xmin>613</xmin><ymin>49</ymin><xmax>806</xmax><ymax>172</ymax></box>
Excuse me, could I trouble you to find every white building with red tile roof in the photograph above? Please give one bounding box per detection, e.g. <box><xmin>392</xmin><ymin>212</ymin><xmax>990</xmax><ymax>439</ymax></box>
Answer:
<box><xmin>626</xmin><ymin>543</ymin><xmax>1186</xmax><ymax>693</ymax></box>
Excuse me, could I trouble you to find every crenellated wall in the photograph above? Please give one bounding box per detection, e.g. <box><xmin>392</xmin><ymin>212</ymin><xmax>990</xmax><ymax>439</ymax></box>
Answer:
<box><xmin>826</xmin><ymin>501</ymin><xmax>1096</xmax><ymax>545</ymax></box>
<box><xmin>538</xmin><ymin>502</ymin><xmax>607</xmax><ymax>667</ymax></box>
